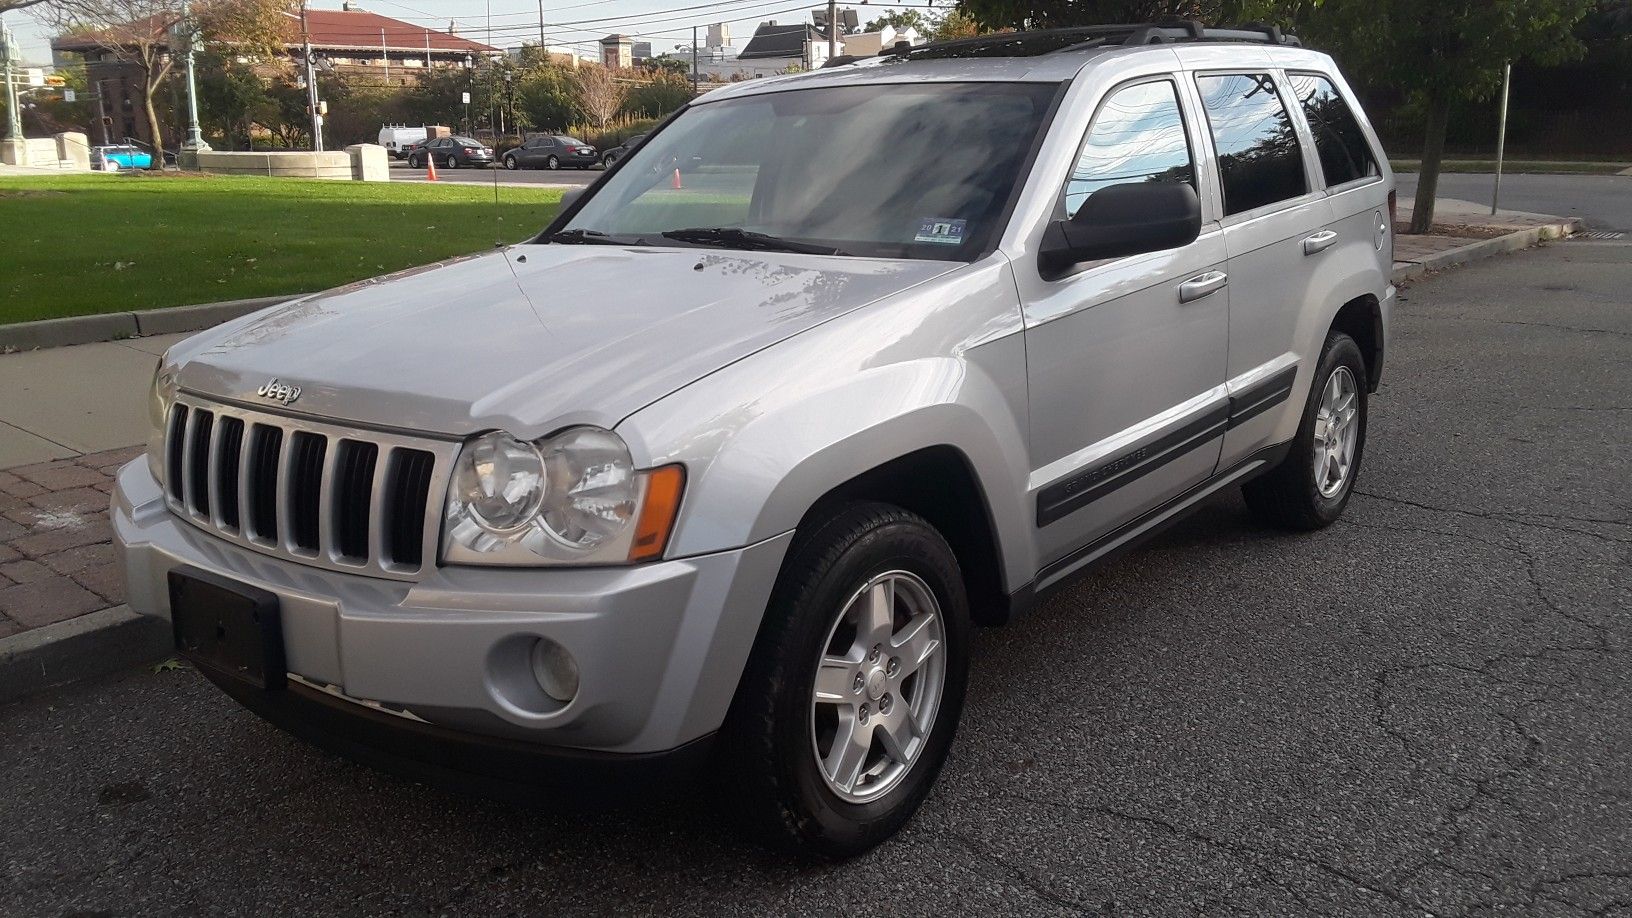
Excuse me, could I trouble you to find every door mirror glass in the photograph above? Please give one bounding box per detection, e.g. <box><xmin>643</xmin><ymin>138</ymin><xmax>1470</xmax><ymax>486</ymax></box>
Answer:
<box><xmin>1039</xmin><ymin>181</ymin><xmax>1201</xmax><ymax>275</ymax></box>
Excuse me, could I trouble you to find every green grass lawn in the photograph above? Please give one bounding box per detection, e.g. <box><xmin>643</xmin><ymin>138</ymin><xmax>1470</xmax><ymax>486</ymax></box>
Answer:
<box><xmin>0</xmin><ymin>173</ymin><xmax>564</xmax><ymax>324</ymax></box>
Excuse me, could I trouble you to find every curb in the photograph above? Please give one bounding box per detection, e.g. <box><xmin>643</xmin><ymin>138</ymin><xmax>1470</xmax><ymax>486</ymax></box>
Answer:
<box><xmin>0</xmin><ymin>605</ymin><xmax>172</xmax><ymax>704</ymax></box>
<box><xmin>0</xmin><ymin>294</ymin><xmax>298</xmax><ymax>352</ymax></box>
<box><xmin>1392</xmin><ymin>218</ymin><xmax>1581</xmax><ymax>283</ymax></box>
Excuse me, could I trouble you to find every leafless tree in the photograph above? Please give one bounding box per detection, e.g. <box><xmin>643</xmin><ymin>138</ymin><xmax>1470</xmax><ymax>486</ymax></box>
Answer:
<box><xmin>573</xmin><ymin>63</ymin><xmax>624</xmax><ymax>132</ymax></box>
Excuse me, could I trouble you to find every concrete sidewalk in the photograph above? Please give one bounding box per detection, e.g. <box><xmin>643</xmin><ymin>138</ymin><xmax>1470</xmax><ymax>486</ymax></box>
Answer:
<box><xmin>0</xmin><ymin>334</ymin><xmax>187</xmax><ymax>469</ymax></box>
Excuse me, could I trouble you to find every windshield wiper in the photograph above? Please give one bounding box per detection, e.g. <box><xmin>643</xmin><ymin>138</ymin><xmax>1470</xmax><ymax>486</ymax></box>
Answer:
<box><xmin>544</xmin><ymin>228</ymin><xmax>643</xmax><ymax>245</ymax></box>
<box><xmin>661</xmin><ymin>227</ymin><xmax>846</xmax><ymax>256</ymax></box>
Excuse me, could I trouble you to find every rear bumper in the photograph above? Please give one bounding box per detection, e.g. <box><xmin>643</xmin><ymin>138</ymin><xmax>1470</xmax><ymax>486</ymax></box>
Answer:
<box><xmin>112</xmin><ymin>459</ymin><xmax>793</xmax><ymax>758</ymax></box>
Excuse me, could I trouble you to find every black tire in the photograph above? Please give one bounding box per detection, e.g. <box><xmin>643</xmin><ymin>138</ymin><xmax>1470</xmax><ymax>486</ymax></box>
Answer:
<box><xmin>1243</xmin><ymin>332</ymin><xmax>1369</xmax><ymax>530</ymax></box>
<box><xmin>444</xmin><ymin>153</ymin><xmax>458</xmax><ymax>170</ymax></box>
<box><xmin>503</xmin><ymin>154</ymin><xmax>518</xmax><ymax>170</ymax></box>
<box><xmin>720</xmin><ymin>501</ymin><xmax>971</xmax><ymax>858</ymax></box>
<box><xmin>407</xmin><ymin>154</ymin><xmax>421</xmax><ymax>169</ymax></box>
<box><xmin>545</xmin><ymin>155</ymin><xmax>559</xmax><ymax>170</ymax></box>
<box><xmin>603</xmin><ymin>153</ymin><xmax>618</xmax><ymax>168</ymax></box>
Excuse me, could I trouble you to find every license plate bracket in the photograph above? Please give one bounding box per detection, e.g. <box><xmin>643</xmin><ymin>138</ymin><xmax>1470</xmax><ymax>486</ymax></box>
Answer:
<box><xmin>168</xmin><ymin>567</ymin><xmax>286</xmax><ymax>691</ymax></box>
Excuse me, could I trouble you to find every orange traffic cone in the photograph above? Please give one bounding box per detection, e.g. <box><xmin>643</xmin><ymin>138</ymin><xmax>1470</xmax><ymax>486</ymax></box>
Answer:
<box><xmin>671</xmin><ymin>168</ymin><xmax>682</xmax><ymax>189</ymax></box>
<box><xmin>426</xmin><ymin>155</ymin><xmax>438</xmax><ymax>182</ymax></box>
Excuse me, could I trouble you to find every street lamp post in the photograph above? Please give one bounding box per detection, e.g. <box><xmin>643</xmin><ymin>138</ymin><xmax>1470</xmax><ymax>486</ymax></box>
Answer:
<box><xmin>300</xmin><ymin>1</ymin><xmax>323</xmax><ymax>152</ymax></box>
<box><xmin>2</xmin><ymin>17</ymin><xmax>22</xmax><ymax>143</ymax></box>
<box><xmin>464</xmin><ymin>54</ymin><xmax>473</xmax><ymax>135</ymax></box>
<box><xmin>177</xmin><ymin>0</ymin><xmax>210</xmax><ymax>153</ymax></box>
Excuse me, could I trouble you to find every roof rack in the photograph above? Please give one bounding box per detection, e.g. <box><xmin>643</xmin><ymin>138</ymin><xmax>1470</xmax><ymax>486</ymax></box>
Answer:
<box><xmin>862</xmin><ymin>20</ymin><xmax>1298</xmax><ymax>64</ymax></box>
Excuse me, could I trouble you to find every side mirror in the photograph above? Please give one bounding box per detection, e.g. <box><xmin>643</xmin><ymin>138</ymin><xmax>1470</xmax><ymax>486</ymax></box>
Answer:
<box><xmin>1039</xmin><ymin>182</ymin><xmax>1202</xmax><ymax>276</ymax></box>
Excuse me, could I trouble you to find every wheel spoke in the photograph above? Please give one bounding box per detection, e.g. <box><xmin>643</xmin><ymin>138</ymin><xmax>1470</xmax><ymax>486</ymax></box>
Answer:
<box><xmin>890</xmin><ymin>613</ymin><xmax>941</xmax><ymax>678</ymax></box>
<box><xmin>863</xmin><ymin>578</ymin><xmax>895</xmax><ymax>643</ymax></box>
<box><xmin>875</xmin><ymin>707</ymin><xmax>923</xmax><ymax>764</ymax></box>
<box><xmin>814</xmin><ymin>656</ymin><xmax>857</xmax><ymax>704</ymax></box>
<box><xmin>825</xmin><ymin>715</ymin><xmax>872</xmax><ymax>793</ymax></box>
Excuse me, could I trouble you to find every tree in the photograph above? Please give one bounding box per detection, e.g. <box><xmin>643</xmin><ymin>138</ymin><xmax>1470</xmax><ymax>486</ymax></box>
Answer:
<box><xmin>1300</xmin><ymin>0</ymin><xmax>1594</xmax><ymax>231</ymax></box>
<box><xmin>933</xmin><ymin>10</ymin><xmax>984</xmax><ymax>41</ymax></box>
<box><xmin>621</xmin><ymin>69</ymin><xmax>691</xmax><ymax>119</ymax></box>
<box><xmin>865</xmin><ymin>9</ymin><xmax>934</xmax><ymax>33</ymax></box>
<box><xmin>572</xmin><ymin>63</ymin><xmax>623</xmax><ymax>132</ymax></box>
<box><xmin>515</xmin><ymin>63</ymin><xmax>575</xmax><ymax>131</ymax></box>
<box><xmin>46</xmin><ymin>0</ymin><xmax>290</xmax><ymax>166</ymax></box>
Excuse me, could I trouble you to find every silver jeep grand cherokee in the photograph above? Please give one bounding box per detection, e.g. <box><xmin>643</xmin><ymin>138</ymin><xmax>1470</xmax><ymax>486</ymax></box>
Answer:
<box><xmin>114</xmin><ymin>23</ymin><xmax>1393</xmax><ymax>856</ymax></box>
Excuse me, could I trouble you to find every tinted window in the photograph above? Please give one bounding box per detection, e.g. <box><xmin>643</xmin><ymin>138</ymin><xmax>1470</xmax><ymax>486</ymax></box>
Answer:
<box><xmin>1288</xmin><ymin>73</ymin><xmax>1379</xmax><ymax>187</ymax></box>
<box><xmin>1066</xmin><ymin>80</ymin><xmax>1193</xmax><ymax>218</ymax></box>
<box><xmin>1196</xmin><ymin>73</ymin><xmax>1308</xmax><ymax>216</ymax></box>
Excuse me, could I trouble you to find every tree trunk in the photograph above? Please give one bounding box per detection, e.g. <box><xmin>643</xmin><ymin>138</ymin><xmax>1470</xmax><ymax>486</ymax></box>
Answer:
<box><xmin>1410</xmin><ymin>93</ymin><xmax>1452</xmax><ymax>235</ymax></box>
<box><xmin>142</xmin><ymin>78</ymin><xmax>165</xmax><ymax>171</ymax></box>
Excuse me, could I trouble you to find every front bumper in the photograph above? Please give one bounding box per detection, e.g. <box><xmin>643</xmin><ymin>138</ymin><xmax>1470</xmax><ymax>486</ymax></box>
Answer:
<box><xmin>112</xmin><ymin>460</ymin><xmax>792</xmax><ymax>758</ymax></box>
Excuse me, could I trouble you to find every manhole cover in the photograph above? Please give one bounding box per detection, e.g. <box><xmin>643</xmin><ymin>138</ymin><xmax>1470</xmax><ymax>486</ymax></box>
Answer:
<box><xmin>1574</xmin><ymin>231</ymin><xmax>1626</xmax><ymax>239</ymax></box>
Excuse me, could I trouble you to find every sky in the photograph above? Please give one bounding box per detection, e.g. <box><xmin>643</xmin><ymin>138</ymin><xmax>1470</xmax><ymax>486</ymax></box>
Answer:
<box><xmin>4</xmin><ymin>0</ymin><xmax>944</xmax><ymax>65</ymax></box>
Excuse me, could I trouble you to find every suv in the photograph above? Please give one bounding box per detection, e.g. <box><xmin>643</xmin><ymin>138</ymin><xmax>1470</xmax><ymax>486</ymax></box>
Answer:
<box><xmin>115</xmin><ymin>23</ymin><xmax>1392</xmax><ymax>857</ymax></box>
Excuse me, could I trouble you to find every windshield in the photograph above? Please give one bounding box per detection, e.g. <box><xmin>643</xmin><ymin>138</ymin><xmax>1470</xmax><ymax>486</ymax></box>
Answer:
<box><xmin>560</xmin><ymin>81</ymin><xmax>1059</xmax><ymax>260</ymax></box>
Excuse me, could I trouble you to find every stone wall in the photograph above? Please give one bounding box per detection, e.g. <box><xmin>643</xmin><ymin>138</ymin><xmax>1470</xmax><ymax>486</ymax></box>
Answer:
<box><xmin>186</xmin><ymin>144</ymin><xmax>390</xmax><ymax>181</ymax></box>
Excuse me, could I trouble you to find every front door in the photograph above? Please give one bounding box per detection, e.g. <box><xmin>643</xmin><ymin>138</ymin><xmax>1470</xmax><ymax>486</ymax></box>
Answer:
<box><xmin>1020</xmin><ymin>76</ymin><xmax>1231</xmax><ymax>571</ymax></box>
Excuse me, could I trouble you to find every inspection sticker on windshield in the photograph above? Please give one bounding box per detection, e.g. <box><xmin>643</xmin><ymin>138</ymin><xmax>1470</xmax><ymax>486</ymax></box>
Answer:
<box><xmin>915</xmin><ymin>218</ymin><xmax>968</xmax><ymax>245</ymax></box>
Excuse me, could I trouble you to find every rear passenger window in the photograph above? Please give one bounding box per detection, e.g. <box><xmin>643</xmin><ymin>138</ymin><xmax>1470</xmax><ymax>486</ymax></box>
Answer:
<box><xmin>1196</xmin><ymin>73</ymin><xmax>1308</xmax><ymax>216</ymax></box>
<box><xmin>1065</xmin><ymin>80</ymin><xmax>1193</xmax><ymax>218</ymax></box>
<box><xmin>1288</xmin><ymin>72</ymin><xmax>1380</xmax><ymax>187</ymax></box>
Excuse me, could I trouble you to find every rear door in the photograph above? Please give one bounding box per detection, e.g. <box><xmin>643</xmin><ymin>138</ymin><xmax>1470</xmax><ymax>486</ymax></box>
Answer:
<box><xmin>1190</xmin><ymin>68</ymin><xmax>1334</xmax><ymax>467</ymax></box>
<box><xmin>1019</xmin><ymin>75</ymin><xmax>1231</xmax><ymax>569</ymax></box>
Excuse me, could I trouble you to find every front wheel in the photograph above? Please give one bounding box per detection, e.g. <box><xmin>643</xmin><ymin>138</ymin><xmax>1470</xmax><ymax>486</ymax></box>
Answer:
<box><xmin>503</xmin><ymin>154</ymin><xmax>518</xmax><ymax>170</ymax></box>
<box><xmin>721</xmin><ymin>502</ymin><xmax>970</xmax><ymax>858</ymax></box>
<box><xmin>1243</xmin><ymin>332</ymin><xmax>1369</xmax><ymax>530</ymax></box>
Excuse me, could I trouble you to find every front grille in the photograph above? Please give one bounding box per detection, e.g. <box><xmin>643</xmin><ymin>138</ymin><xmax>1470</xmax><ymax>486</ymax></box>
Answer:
<box><xmin>163</xmin><ymin>397</ymin><xmax>455</xmax><ymax>579</ymax></box>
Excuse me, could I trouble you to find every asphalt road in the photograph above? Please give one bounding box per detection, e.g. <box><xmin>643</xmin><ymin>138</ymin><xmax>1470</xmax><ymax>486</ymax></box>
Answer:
<box><xmin>1395</xmin><ymin>172</ymin><xmax>1632</xmax><ymax>232</ymax></box>
<box><xmin>4</xmin><ymin>240</ymin><xmax>1630</xmax><ymax>916</ymax></box>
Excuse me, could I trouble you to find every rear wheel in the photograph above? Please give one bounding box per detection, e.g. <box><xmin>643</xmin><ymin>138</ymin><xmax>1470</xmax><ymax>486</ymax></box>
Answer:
<box><xmin>721</xmin><ymin>502</ymin><xmax>970</xmax><ymax>858</ymax></box>
<box><xmin>1243</xmin><ymin>332</ymin><xmax>1369</xmax><ymax>530</ymax></box>
<box><xmin>444</xmin><ymin>153</ymin><xmax>458</xmax><ymax>170</ymax></box>
<box><xmin>545</xmin><ymin>155</ymin><xmax>559</xmax><ymax>170</ymax></box>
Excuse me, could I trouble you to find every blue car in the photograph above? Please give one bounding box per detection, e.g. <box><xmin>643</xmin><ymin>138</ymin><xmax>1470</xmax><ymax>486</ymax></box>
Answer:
<box><xmin>91</xmin><ymin>145</ymin><xmax>153</xmax><ymax>171</ymax></box>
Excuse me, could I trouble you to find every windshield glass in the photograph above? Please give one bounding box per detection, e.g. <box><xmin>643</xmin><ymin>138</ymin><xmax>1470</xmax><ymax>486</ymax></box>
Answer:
<box><xmin>561</xmin><ymin>81</ymin><xmax>1059</xmax><ymax>260</ymax></box>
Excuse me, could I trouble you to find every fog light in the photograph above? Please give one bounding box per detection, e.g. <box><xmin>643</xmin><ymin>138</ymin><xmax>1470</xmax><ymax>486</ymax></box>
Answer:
<box><xmin>530</xmin><ymin>638</ymin><xmax>580</xmax><ymax>704</ymax></box>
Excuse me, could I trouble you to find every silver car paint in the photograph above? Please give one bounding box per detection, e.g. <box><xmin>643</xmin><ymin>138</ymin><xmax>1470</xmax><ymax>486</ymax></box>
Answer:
<box><xmin>115</xmin><ymin>43</ymin><xmax>1393</xmax><ymax>755</ymax></box>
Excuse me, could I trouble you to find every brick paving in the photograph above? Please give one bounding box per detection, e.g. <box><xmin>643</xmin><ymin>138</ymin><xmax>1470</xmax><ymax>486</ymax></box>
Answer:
<box><xmin>0</xmin><ymin>446</ymin><xmax>143</xmax><ymax>640</ymax></box>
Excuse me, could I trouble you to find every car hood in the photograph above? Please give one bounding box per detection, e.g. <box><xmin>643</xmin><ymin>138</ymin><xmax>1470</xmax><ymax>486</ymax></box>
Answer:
<box><xmin>167</xmin><ymin>245</ymin><xmax>955</xmax><ymax>437</ymax></box>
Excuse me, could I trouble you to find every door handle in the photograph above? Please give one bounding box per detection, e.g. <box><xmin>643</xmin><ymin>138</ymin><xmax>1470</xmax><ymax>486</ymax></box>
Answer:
<box><xmin>1178</xmin><ymin>271</ymin><xmax>1228</xmax><ymax>303</ymax></box>
<box><xmin>1303</xmin><ymin>230</ymin><xmax>1339</xmax><ymax>255</ymax></box>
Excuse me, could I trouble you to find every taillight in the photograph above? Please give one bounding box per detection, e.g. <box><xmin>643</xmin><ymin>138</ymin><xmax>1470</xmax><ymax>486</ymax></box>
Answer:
<box><xmin>463</xmin><ymin>146</ymin><xmax>478</xmax><ymax>152</ymax></box>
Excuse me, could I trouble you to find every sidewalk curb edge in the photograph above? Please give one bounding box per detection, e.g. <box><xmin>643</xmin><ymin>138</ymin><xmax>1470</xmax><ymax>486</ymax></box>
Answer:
<box><xmin>1</xmin><ymin>295</ymin><xmax>298</xmax><ymax>353</ymax></box>
<box><xmin>0</xmin><ymin>605</ymin><xmax>171</xmax><ymax>704</ymax></box>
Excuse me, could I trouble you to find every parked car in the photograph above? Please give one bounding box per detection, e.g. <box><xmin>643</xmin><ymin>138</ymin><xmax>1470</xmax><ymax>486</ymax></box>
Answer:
<box><xmin>90</xmin><ymin>145</ymin><xmax>152</xmax><ymax>171</ymax></box>
<box><xmin>118</xmin><ymin>23</ymin><xmax>1393</xmax><ymax>858</ymax></box>
<box><xmin>502</xmin><ymin>134</ymin><xmax>598</xmax><ymax>170</ymax></box>
<box><xmin>378</xmin><ymin>125</ymin><xmax>429</xmax><ymax>160</ymax></box>
<box><xmin>410</xmin><ymin>136</ymin><xmax>493</xmax><ymax>169</ymax></box>
<box><xmin>599</xmin><ymin>133</ymin><xmax>645</xmax><ymax>168</ymax></box>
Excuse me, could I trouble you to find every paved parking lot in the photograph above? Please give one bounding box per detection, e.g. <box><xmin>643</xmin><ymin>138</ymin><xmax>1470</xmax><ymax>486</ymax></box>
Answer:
<box><xmin>2</xmin><ymin>239</ymin><xmax>1628</xmax><ymax>916</ymax></box>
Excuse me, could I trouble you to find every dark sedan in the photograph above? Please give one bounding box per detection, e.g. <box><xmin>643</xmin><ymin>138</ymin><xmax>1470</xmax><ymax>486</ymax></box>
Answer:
<box><xmin>409</xmin><ymin>136</ymin><xmax>493</xmax><ymax>169</ymax></box>
<box><xmin>600</xmin><ymin>133</ymin><xmax>646</xmax><ymax>168</ymax></box>
<box><xmin>502</xmin><ymin>134</ymin><xmax>599</xmax><ymax>170</ymax></box>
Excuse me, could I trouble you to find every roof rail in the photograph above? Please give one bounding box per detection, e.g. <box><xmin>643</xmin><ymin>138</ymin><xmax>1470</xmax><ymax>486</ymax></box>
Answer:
<box><xmin>874</xmin><ymin>20</ymin><xmax>1300</xmax><ymax>63</ymax></box>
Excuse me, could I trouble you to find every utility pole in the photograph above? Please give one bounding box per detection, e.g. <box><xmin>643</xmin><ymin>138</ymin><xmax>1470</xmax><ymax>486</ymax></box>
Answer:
<box><xmin>300</xmin><ymin>1</ymin><xmax>323</xmax><ymax>151</ymax></box>
<box><xmin>1492</xmin><ymin>62</ymin><xmax>1511</xmax><ymax>216</ymax></box>
<box><xmin>2</xmin><ymin>16</ymin><xmax>22</xmax><ymax>143</ymax></box>
<box><xmin>178</xmin><ymin>0</ymin><xmax>209</xmax><ymax>153</ymax></box>
<box><xmin>827</xmin><ymin>0</ymin><xmax>837</xmax><ymax>61</ymax></box>
<box><xmin>537</xmin><ymin>0</ymin><xmax>546</xmax><ymax>50</ymax></box>
<box><xmin>95</xmin><ymin>81</ymin><xmax>110</xmax><ymax>145</ymax></box>
<box><xmin>381</xmin><ymin>28</ymin><xmax>389</xmax><ymax>82</ymax></box>
<box><xmin>691</xmin><ymin>25</ymin><xmax>699</xmax><ymax>95</ymax></box>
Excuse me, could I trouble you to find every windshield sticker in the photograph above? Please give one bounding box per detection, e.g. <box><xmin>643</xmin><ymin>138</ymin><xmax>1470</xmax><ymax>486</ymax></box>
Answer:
<box><xmin>915</xmin><ymin>218</ymin><xmax>968</xmax><ymax>245</ymax></box>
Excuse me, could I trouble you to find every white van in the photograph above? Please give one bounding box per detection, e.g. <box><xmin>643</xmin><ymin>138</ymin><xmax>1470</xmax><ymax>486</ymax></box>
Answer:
<box><xmin>377</xmin><ymin>125</ymin><xmax>428</xmax><ymax>159</ymax></box>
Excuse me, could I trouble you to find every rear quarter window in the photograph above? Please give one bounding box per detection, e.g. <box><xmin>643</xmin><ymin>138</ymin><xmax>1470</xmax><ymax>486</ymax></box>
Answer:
<box><xmin>1288</xmin><ymin>72</ymin><xmax>1380</xmax><ymax>188</ymax></box>
<box><xmin>1196</xmin><ymin>72</ymin><xmax>1309</xmax><ymax>217</ymax></box>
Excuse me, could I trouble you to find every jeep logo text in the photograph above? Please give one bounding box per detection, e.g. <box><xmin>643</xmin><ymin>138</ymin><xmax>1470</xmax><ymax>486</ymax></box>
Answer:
<box><xmin>256</xmin><ymin>378</ymin><xmax>302</xmax><ymax>406</ymax></box>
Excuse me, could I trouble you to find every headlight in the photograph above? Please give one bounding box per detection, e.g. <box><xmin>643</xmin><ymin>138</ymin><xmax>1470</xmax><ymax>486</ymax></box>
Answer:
<box><xmin>442</xmin><ymin>428</ymin><xmax>685</xmax><ymax>566</ymax></box>
<box><xmin>147</xmin><ymin>362</ymin><xmax>177</xmax><ymax>485</ymax></box>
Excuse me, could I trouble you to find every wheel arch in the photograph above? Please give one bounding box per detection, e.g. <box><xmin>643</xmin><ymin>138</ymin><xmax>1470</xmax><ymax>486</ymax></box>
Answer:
<box><xmin>1330</xmin><ymin>293</ymin><xmax>1384</xmax><ymax>392</ymax></box>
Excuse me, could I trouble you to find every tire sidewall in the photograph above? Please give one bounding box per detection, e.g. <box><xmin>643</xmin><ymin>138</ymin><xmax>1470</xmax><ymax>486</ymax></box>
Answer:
<box><xmin>768</xmin><ymin>518</ymin><xmax>970</xmax><ymax>853</ymax></box>
<box><xmin>503</xmin><ymin>154</ymin><xmax>517</xmax><ymax>170</ymax></box>
<box><xmin>546</xmin><ymin>155</ymin><xmax>559</xmax><ymax>170</ymax></box>
<box><xmin>1293</xmin><ymin>334</ymin><xmax>1369</xmax><ymax>522</ymax></box>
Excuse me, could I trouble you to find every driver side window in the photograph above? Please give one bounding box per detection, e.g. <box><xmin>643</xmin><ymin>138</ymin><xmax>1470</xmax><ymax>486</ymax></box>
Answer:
<box><xmin>1065</xmin><ymin>79</ymin><xmax>1195</xmax><ymax>219</ymax></box>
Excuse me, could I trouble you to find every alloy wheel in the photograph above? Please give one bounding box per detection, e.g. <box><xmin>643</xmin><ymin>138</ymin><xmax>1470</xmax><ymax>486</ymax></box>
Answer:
<box><xmin>1314</xmin><ymin>365</ymin><xmax>1359</xmax><ymax>497</ymax></box>
<box><xmin>810</xmin><ymin>570</ymin><xmax>946</xmax><ymax>803</ymax></box>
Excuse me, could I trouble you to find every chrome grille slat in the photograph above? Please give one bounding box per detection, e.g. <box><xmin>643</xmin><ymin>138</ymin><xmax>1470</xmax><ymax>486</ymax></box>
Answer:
<box><xmin>163</xmin><ymin>395</ymin><xmax>456</xmax><ymax>581</ymax></box>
